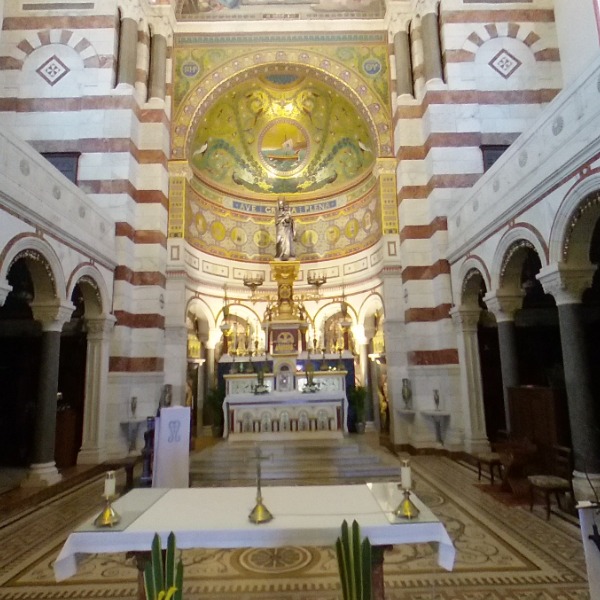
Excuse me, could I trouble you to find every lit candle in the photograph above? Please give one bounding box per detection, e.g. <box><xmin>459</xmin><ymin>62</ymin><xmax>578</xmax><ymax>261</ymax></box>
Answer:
<box><xmin>401</xmin><ymin>460</ymin><xmax>412</xmax><ymax>490</ymax></box>
<box><xmin>104</xmin><ymin>471</ymin><xmax>116</xmax><ymax>498</ymax></box>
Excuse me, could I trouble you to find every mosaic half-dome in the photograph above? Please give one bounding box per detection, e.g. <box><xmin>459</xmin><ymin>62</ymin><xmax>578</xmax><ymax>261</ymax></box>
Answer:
<box><xmin>188</xmin><ymin>71</ymin><xmax>376</xmax><ymax>199</ymax></box>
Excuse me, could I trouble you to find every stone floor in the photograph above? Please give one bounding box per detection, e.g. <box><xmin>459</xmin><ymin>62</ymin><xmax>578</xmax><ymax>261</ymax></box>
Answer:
<box><xmin>0</xmin><ymin>434</ymin><xmax>591</xmax><ymax>600</ymax></box>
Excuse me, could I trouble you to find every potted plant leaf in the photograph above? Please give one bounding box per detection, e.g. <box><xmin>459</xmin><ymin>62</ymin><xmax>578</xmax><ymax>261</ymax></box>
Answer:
<box><xmin>348</xmin><ymin>385</ymin><xmax>367</xmax><ymax>433</ymax></box>
<box><xmin>205</xmin><ymin>386</ymin><xmax>225</xmax><ymax>437</ymax></box>
<box><xmin>335</xmin><ymin>519</ymin><xmax>372</xmax><ymax>600</ymax></box>
<box><xmin>144</xmin><ymin>532</ymin><xmax>183</xmax><ymax>600</ymax></box>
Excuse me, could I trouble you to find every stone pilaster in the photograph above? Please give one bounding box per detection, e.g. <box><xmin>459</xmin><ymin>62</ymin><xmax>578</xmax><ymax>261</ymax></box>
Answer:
<box><xmin>483</xmin><ymin>290</ymin><xmax>523</xmax><ymax>433</ymax></box>
<box><xmin>381</xmin><ymin>266</ymin><xmax>406</xmax><ymax>444</ymax></box>
<box><xmin>77</xmin><ymin>316</ymin><xmax>116</xmax><ymax>464</ymax></box>
<box><xmin>538</xmin><ymin>264</ymin><xmax>600</xmax><ymax>495</ymax></box>
<box><xmin>450</xmin><ymin>306</ymin><xmax>489</xmax><ymax>453</ymax></box>
<box><xmin>22</xmin><ymin>301</ymin><xmax>74</xmax><ymax>487</ymax></box>
<box><xmin>164</xmin><ymin>324</ymin><xmax>189</xmax><ymax>405</ymax></box>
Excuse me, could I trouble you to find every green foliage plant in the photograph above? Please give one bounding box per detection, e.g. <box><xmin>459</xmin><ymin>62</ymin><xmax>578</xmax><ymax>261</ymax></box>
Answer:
<box><xmin>143</xmin><ymin>532</ymin><xmax>183</xmax><ymax>600</ymax></box>
<box><xmin>335</xmin><ymin>519</ymin><xmax>372</xmax><ymax>600</ymax></box>
<box><xmin>348</xmin><ymin>385</ymin><xmax>368</xmax><ymax>425</ymax></box>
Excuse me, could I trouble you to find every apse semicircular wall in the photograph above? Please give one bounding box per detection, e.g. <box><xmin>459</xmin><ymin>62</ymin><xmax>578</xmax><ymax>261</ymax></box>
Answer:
<box><xmin>171</xmin><ymin>35</ymin><xmax>391</xmax><ymax>264</ymax></box>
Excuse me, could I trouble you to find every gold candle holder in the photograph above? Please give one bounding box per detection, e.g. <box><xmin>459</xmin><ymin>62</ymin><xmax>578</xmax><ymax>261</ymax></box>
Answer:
<box><xmin>394</xmin><ymin>489</ymin><xmax>420</xmax><ymax>520</ymax></box>
<box><xmin>94</xmin><ymin>496</ymin><xmax>121</xmax><ymax>527</ymax></box>
<box><xmin>248</xmin><ymin>446</ymin><xmax>273</xmax><ymax>524</ymax></box>
<box><xmin>95</xmin><ymin>470</ymin><xmax>121</xmax><ymax>527</ymax></box>
<box><xmin>249</xmin><ymin>491</ymin><xmax>273</xmax><ymax>524</ymax></box>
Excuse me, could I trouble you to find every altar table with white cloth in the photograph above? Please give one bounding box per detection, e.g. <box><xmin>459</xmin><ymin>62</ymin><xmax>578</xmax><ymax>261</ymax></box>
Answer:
<box><xmin>54</xmin><ymin>483</ymin><xmax>455</xmax><ymax>598</ymax></box>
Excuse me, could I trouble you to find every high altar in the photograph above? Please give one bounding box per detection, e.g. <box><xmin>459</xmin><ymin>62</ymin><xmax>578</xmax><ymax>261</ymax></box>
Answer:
<box><xmin>219</xmin><ymin>260</ymin><xmax>352</xmax><ymax>441</ymax></box>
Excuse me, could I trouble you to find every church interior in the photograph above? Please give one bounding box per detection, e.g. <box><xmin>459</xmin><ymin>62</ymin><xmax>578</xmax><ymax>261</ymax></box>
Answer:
<box><xmin>1</xmin><ymin>0</ymin><xmax>600</xmax><ymax>598</ymax></box>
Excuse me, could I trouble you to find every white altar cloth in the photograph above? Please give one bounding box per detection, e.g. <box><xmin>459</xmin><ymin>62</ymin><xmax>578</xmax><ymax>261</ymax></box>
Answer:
<box><xmin>54</xmin><ymin>483</ymin><xmax>455</xmax><ymax>581</ymax></box>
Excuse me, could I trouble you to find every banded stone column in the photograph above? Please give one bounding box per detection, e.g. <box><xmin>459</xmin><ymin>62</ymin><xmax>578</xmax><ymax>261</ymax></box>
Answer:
<box><xmin>78</xmin><ymin>315</ymin><xmax>116</xmax><ymax>464</ymax></box>
<box><xmin>419</xmin><ymin>0</ymin><xmax>443</xmax><ymax>83</ymax></box>
<box><xmin>538</xmin><ymin>264</ymin><xmax>600</xmax><ymax>500</ymax></box>
<box><xmin>483</xmin><ymin>290</ymin><xmax>523</xmax><ymax>434</ymax></box>
<box><xmin>450</xmin><ymin>305</ymin><xmax>489</xmax><ymax>453</ymax></box>
<box><xmin>117</xmin><ymin>15</ymin><xmax>139</xmax><ymax>86</ymax></box>
<box><xmin>22</xmin><ymin>301</ymin><xmax>74</xmax><ymax>487</ymax></box>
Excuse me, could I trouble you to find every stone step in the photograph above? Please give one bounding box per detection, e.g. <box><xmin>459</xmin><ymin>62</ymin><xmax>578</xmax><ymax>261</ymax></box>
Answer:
<box><xmin>189</xmin><ymin>434</ymin><xmax>402</xmax><ymax>487</ymax></box>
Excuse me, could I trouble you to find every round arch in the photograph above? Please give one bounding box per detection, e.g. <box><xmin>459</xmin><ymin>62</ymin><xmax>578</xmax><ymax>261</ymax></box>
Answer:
<box><xmin>549</xmin><ymin>175</ymin><xmax>600</xmax><ymax>267</ymax></box>
<box><xmin>357</xmin><ymin>292</ymin><xmax>384</xmax><ymax>326</ymax></box>
<box><xmin>1</xmin><ymin>234</ymin><xmax>67</xmax><ymax>303</ymax></box>
<box><xmin>67</xmin><ymin>263</ymin><xmax>112</xmax><ymax>318</ymax></box>
<box><xmin>491</xmin><ymin>226</ymin><xmax>547</xmax><ymax>291</ymax></box>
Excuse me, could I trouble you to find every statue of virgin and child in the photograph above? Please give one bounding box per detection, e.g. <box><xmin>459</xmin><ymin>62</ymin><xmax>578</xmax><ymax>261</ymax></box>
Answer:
<box><xmin>275</xmin><ymin>198</ymin><xmax>295</xmax><ymax>261</ymax></box>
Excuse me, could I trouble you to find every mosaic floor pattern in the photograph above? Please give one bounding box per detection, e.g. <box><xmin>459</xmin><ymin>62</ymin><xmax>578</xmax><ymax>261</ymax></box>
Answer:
<box><xmin>0</xmin><ymin>451</ymin><xmax>590</xmax><ymax>600</ymax></box>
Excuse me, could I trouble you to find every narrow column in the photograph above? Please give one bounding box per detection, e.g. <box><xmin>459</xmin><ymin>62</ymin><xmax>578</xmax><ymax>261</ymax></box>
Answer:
<box><xmin>148</xmin><ymin>32</ymin><xmax>167</xmax><ymax>100</ymax></box>
<box><xmin>205</xmin><ymin>337</ymin><xmax>217</xmax><ymax>392</ymax></box>
<box><xmin>22</xmin><ymin>301</ymin><xmax>73</xmax><ymax>487</ymax></box>
<box><xmin>117</xmin><ymin>16</ymin><xmax>138</xmax><ymax>86</ymax></box>
<box><xmin>78</xmin><ymin>316</ymin><xmax>116</xmax><ymax>464</ymax></box>
<box><xmin>450</xmin><ymin>306</ymin><xmax>489</xmax><ymax>452</ymax></box>
<box><xmin>483</xmin><ymin>291</ymin><xmax>523</xmax><ymax>434</ymax></box>
<box><xmin>393</xmin><ymin>27</ymin><xmax>414</xmax><ymax>97</ymax></box>
<box><xmin>538</xmin><ymin>264</ymin><xmax>600</xmax><ymax>500</ymax></box>
<box><xmin>420</xmin><ymin>0</ymin><xmax>443</xmax><ymax>83</ymax></box>
<box><xmin>381</xmin><ymin>267</ymin><xmax>407</xmax><ymax>444</ymax></box>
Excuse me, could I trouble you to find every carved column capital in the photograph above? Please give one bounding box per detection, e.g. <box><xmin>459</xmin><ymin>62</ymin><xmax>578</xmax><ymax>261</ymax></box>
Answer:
<box><xmin>148</xmin><ymin>16</ymin><xmax>171</xmax><ymax>40</ymax></box>
<box><xmin>31</xmin><ymin>300</ymin><xmax>74</xmax><ymax>332</ymax></box>
<box><xmin>537</xmin><ymin>263</ymin><xmax>596</xmax><ymax>306</ymax></box>
<box><xmin>414</xmin><ymin>0</ymin><xmax>439</xmax><ymax>16</ymax></box>
<box><xmin>450</xmin><ymin>305</ymin><xmax>481</xmax><ymax>333</ymax></box>
<box><xmin>169</xmin><ymin>160</ymin><xmax>193</xmax><ymax>180</ymax></box>
<box><xmin>388</xmin><ymin>11</ymin><xmax>412</xmax><ymax>36</ymax></box>
<box><xmin>373</xmin><ymin>157</ymin><xmax>397</xmax><ymax>178</ymax></box>
<box><xmin>483</xmin><ymin>289</ymin><xmax>523</xmax><ymax>323</ymax></box>
<box><xmin>86</xmin><ymin>315</ymin><xmax>117</xmax><ymax>340</ymax></box>
<box><xmin>118</xmin><ymin>0</ymin><xmax>143</xmax><ymax>21</ymax></box>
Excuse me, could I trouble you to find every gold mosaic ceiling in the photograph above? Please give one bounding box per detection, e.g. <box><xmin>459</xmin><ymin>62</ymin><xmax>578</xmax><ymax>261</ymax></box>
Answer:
<box><xmin>188</xmin><ymin>71</ymin><xmax>376</xmax><ymax>199</ymax></box>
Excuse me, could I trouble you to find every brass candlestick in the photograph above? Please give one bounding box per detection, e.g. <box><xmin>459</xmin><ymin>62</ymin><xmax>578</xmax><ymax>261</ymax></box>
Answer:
<box><xmin>394</xmin><ymin>489</ymin><xmax>420</xmax><ymax>520</ymax></box>
<box><xmin>94</xmin><ymin>495</ymin><xmax>121</xmax><ymax>527</ymax></box>
<box><xmin>94</xmin><ymin>471</ymin><xmax>121</xmax><ymax>527</ymax></box>
<box><xmin>249</xmin><ymin>446</ymin><xmax>273</xmax><ymax>524</ymax></box>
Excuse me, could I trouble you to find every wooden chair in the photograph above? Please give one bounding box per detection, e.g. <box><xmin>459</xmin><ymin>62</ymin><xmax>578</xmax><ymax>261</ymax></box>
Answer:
<box><xmin>475</xmin><ymin>451</ymin><xmax>503</xmax><ymax>485</ymax></box>
<box><xmin>527</xmin><ymin>445</ymin><xmax>573</xmax><ymax>520</ymax></box>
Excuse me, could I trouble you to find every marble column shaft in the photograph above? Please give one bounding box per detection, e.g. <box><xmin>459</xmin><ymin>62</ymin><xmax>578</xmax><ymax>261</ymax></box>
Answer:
<box><xmin>451</xmin><ymin>307</ymin><xmax>489</xmax><ymax>451</ymax></box>
<box><xmin>117</xmin><ymin>17</ymin><xmax>138</xmax><ymax>86</ymax></box>
<box><xmin>78</xmin><ymin>317</ymin><xmax>115</xmax><ymax>464</ymax></box>
<box><xmin>557</xmin><ymin>303</ymin><xmax>600</xmax><ymax>473</ymax></box>
<box><xmin>148</xmin><ymin>33</ymin><xmax>167</xmax><ymax>100</ymax></box>
<box><xmin>421</xmin><ymin>12</ymin><xmax>443</xmax><ymax>82</ymax></box>
<box><xmin>31</xmin><ymin>329</ymin><xmax>61</xmax><ymax>464</ymax></box>
<box><xmin>496</xmin><ymin>320</ymin><xmax>519</xmax><ymax>433</ymax></box>
<box><xmin>393</xmin><ymin>30</ymin><xmax>414</xmax><ymax>97</ymax></box>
